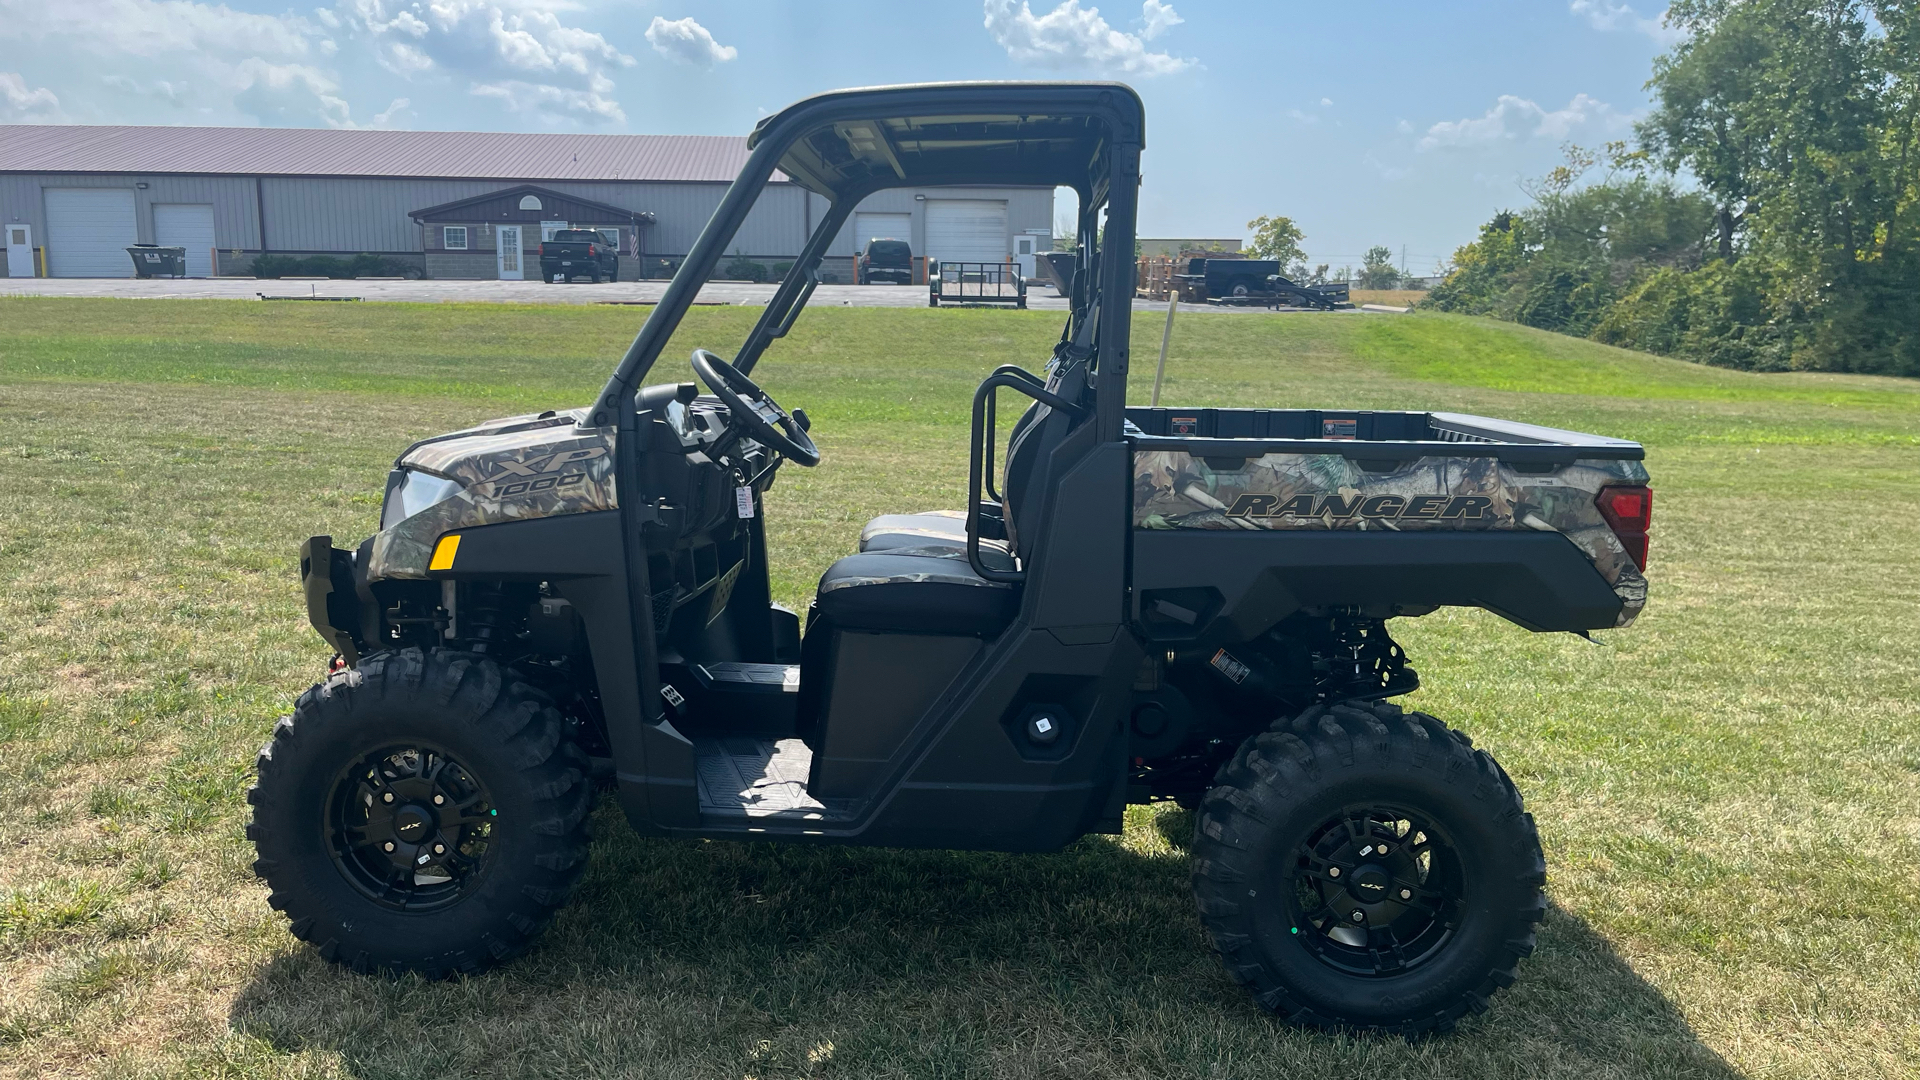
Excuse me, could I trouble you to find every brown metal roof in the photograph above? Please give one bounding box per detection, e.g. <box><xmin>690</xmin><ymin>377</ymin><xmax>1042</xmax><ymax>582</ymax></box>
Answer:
<box><xmin>0</xmin><ymin>125</ymin><xmax>774</xmax><ymax>183</ymax></box>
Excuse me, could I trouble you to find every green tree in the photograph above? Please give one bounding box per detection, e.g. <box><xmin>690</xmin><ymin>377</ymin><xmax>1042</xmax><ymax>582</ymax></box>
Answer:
<box><xmin>1358</xmin><ymin>246</ymin><xmax>1401</xmax><ymax>289</ymax></box>
<box><xmin>1637</xmin><ymin>0</ymin><xmax>1920</xmax><ymax>374</ymax></box>
<box><xmin>1245</xmin><ymin>215</ymin><xmax>1307</xmax><ymax>267</ymax></box>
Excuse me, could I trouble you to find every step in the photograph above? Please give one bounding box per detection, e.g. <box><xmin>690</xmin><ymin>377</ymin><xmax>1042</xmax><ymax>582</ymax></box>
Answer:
<box><xmin>694</xmin><ymin>736</ymin><xmax>846</xmax><ymax>822</ymax></box>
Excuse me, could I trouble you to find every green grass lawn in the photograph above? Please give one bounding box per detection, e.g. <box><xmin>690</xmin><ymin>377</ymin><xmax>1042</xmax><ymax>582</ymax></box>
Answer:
<box><xmin>1</xmin><ymin>297</ymin><xmax>1916</xmax><ymax>1079</ymax></box>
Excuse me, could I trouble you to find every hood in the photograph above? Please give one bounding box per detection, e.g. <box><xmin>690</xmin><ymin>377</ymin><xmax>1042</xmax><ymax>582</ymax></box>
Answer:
<box><xmin>367</xmin><ymin>407</ymin><xmax>618</xmax><ymax>580</ymax></box>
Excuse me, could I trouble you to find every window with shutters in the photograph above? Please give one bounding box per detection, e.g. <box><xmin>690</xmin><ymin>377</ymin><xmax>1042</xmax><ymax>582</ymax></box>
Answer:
<box><xmin>444</xmin><ymin>226</ymin><xmax>468</xmax><ymax>250</ymax></box>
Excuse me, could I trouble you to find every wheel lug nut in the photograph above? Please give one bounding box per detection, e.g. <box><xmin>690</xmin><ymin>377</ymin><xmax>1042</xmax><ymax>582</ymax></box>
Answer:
<box><xmin>1400</xmin><ymin>888</ymin><xmax>1412</xmax><ymax>900</ymax></box>
<box><xmin>433</xmin><ymin>795</ymin><xmax>444</xmax><ymax>805</ymax></box>
<box><xmin>382</xmin><ymin>793</ymin><xmax>394</xmax><ymax>804</ymax></box>
<box><xmin>1351</xmin><ymin>910</ymin><xmax>1365</xmax><ymax>922</ymax></box>
<box><xmin>1328</xmin><ymin>867</ymin><xmax>1340</xmax><ymax>878</ymax></box>
<box><xmin>433</xmin><ymin>843</ymin><xmax>445</xmax><ymax>854</ymax></box>
<box><xmin>1377</xmin><ymin>844</ymin><xmax>1390</xmax><ymax>854</ymax></box>
<box><xmin>383</xmin><ymin>841</ymin><xmax>395</xmax><ymax>852</ymax></box>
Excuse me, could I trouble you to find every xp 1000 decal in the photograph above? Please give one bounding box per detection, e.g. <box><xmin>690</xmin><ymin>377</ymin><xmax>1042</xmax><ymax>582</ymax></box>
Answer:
<box><xmin>367</xmin><ymin>410</ymin><xmax>619</xmax><ymax>580</ymax></box>
<box><xmin>1132</xmin><ymin>450</ymin><xmax>1649</xmax><ymax>624</ymax></box>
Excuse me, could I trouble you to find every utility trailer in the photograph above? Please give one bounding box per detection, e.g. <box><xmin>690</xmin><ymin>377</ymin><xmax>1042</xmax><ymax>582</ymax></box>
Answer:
<box><xmin>251</xmin><ymin>81</ymin><xmax>1655</xmax><ymax>1037</ymax></box>
<box><xmin>1262</xmin><ymin>275</ymin><xmax>1350</xmax><ymax>309</ymax></box>
<box><xmin>929</xmin><ymin>259</ymin><xmax>1027</xmax><ymax>307</ymax></box>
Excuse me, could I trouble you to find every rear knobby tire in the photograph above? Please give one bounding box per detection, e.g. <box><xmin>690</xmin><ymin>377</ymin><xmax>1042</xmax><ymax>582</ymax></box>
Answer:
<box><xmin>1191</xmin><ymin>699</ymin><xmax>1545</xmax><ymax>1035</ymax></box>
<box><xmin>247</xmin><ymin>648</ymin><xmax>592</xmax><ymax>978</ymax></box>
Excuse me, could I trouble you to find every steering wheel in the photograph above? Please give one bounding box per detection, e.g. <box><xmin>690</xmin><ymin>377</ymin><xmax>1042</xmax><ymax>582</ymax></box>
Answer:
<box><xmin>690</xmin><ymin>349</ymin><xmax>821</xmax><ymax>467</ymax></box>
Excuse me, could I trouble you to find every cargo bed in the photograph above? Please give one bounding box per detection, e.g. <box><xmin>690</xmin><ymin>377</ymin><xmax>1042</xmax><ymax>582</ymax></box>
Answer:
<box><xmin>1125</xmin><ymin>407</ymin><xmax>1652</xmax><ymax>632</ymax></box>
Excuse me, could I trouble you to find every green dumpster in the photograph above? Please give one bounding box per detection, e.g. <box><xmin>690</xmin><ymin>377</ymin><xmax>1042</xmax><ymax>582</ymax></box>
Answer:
<box><xmin>127</xmin><ymin>245</ymin><xmax>187</xmax><ymax>278</ymax></box>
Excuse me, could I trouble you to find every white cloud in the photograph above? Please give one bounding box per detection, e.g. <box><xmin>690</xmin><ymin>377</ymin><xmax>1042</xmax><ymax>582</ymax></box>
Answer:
<box><xmin>644</xmin><ymin>16</ymin><xmax>736</xmax><ymax>67</ymax></box>
<box><xmin>1417</xmin><ymin>93</ymin><xmax>1629</xmax><ymax>151</ymax></box>
<box><xmin>372</xmin><ymin>96</ymin><xmax>410</xmax><ymax>126</ymax></box>
<box><xmin>471</xmin><ymin>78</ymin><xmax>623</xmax><ymax>123</ymax></box>
<box><xmin>983</xmin><ymin>0</ymin><xmax>1193</xmax><ymax>76</ymax></box>
<box><xmin>1569</xmin><ymin>1</ymin><xmax>1685</xmax><ymax>46</ymax></box>
<box><xmin>102</xmin><ymin>74</ymin><xmax>191</xmax><ymax>106</ymax></box>
<box><xmin>7</xmin><ymin>0</ymin><xmax>316</xmax><ymax>60</ymax></box>
<box><xmin>0</xmin><ymin>0</ymin><xmax>641</xmax><ymax>128</ymax></box>
<box><xmin>0</xmin><ymin>73</ymin><xmax>63</xmax><ymax>122</ymax></box>
<box><xmin>1138</xmin><ymin>0</ymin><xmax>1181</xmax><ymax>40</ymax></box>
<box><xmin>380</xmin><ymin>41</ymin><xmax>434</xmax><ymax>76</ymax></box>
<box><xmin>345</xmin><ymin>0</ymin><xmax>634</xmax><ymax>124</ymax></box>
<box><xmin>232</xmin><ymin>58</ymin><xmax>352</xmax><ymax>127</ymax></box>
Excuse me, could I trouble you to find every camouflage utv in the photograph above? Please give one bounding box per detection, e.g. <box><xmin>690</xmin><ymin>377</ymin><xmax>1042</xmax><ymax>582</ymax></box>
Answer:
<box><xmin>250</xmin><ymin>82</ymin><xmax>1654</xmax><ymax>1035</ymax></box>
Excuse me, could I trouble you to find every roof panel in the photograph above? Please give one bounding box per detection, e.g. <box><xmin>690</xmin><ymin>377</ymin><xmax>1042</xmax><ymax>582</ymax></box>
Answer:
<box><xmin>0</xmin><ymin>125</ymin><xmax>774</xmax><ymax>183</ymax></box>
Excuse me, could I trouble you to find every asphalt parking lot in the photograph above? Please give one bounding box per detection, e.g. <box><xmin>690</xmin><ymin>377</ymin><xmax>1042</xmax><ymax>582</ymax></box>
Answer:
<box><xmin>0</xmin><ymin>277</ymin><xmax>1369</xmax><ymax>313</ymax></box>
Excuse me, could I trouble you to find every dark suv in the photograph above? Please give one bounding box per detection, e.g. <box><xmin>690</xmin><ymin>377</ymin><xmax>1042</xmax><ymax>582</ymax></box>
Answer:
<box><xmin>858</xmin><ymin>238</ymin><xmax>913</xmax><ymax>284</ymax></box>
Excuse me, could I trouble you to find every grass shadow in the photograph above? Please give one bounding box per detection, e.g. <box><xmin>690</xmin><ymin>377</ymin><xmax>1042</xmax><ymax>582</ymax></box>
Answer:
<box><xmin>228</xmin><ymin>798</ymin><xmax>1745</xmax><ymax>1079</ymax></box>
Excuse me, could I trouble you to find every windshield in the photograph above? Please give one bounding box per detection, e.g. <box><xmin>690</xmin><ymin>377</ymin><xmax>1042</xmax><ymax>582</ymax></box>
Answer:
<box><xmin>865</xmin><ymin>240</ymin><xmax>911</xmax><ymax>264</ymax></box>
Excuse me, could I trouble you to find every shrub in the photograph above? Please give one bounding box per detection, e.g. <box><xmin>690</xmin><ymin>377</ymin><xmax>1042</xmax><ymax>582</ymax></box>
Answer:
<box><xmin>250</xmin><ymin>253</ymin><xmax>416</xmax><ymax>279</ymax></box>
<box><xmin>721</xmin><ymin>254</ymin><xmax>768</xmax><ymax>283</ymax></box>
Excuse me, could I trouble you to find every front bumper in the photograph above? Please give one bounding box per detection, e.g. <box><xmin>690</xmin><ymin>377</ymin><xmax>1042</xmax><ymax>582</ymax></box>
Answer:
<box><xmin>299</xmin><ymin>535</ymin><xmax>370</xmax><ymax>664</ymax></box>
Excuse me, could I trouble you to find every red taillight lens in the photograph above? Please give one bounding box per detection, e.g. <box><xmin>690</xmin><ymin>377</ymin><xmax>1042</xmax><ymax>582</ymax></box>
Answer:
<box><xmin>1595</xmin><ymin>484</ymin><xmax>1652</xmax><ymax>570</ymax></box>
<box><xmin>587</xmin><ymin>244</ymin><xmax>597</xmax><ymax>257</ymax></box>
<box><xmin>538</xmin><ymin>243</ymin><xmax>545</xmax><ymax>257</ymax></box>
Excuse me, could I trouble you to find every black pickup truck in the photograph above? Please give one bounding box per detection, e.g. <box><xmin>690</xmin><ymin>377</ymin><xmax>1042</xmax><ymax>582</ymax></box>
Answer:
<box><xmin>857</xmin><ymin>238</ymin><xmax>913</xmax><ymax>284</ymax></box>
<box><xmin>540</xmin><ymin>229</ymin><xmax>619</xmax><ymax>283</ymax></box>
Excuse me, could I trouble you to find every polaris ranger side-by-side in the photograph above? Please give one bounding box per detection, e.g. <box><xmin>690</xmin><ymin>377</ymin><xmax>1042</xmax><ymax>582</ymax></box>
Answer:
<box><xmin>251</xmin><ymin>83</ymin><xmax>1654</xmax><ymax>1035</ymax></box>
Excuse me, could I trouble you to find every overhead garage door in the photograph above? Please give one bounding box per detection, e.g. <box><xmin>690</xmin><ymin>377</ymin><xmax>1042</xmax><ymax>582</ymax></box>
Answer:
<box><xmin>154</xmin><ymin>204</ymin><xmax>216</xmax><ymax>277</ymax></box>
<box><xmin>925</xmin><ymin>200</ymin><xmax>1007</xmax><ymax>265</ymax></box>
<box><xmin>852</xmin><ymin>211</ymin><xmax>911</xmax><ymax>253</ymax></box>
<box><xmin>45</xmin><ymin>188</ymin><xmax>138</xmax><ymax>277</ymax></box>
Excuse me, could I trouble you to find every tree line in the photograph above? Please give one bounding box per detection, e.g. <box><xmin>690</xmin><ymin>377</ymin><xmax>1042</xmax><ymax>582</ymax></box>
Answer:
<box><xmin>1246</xmin><ymin>216</ymin><xmax>1410</xmax><ymax>289</ymax></box>
<box><xmin>1427</xmin><ymin>0</ymin><xmax>1919</xmax><ymax>377</ymax></box>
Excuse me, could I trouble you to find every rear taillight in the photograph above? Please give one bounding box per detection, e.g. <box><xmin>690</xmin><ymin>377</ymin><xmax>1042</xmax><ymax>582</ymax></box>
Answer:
<box><xmin>1595</xmin><ymin>484</ymin><xmax>1652</xmax><ymax>570</ymax></box>
<box><xmin>587</xmin><ymin>244</ymin><xmax>598</xmax><ymax>257</ymax></box>
<box><xmin>538</xmin><ymin>243</ymin><xmax>546</xmax><ymax>257</ymax></box>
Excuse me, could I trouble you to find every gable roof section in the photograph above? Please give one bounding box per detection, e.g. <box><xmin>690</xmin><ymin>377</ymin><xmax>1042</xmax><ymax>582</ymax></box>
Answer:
<box><xmin>409</xmin><ymin>184</ymin><xmax>657</xmax><ymax>224</ymax></box>
<box><xmin>0</xmin><ymin>125</ymin><xmax>778</xmax><ymax>183</ymax></box>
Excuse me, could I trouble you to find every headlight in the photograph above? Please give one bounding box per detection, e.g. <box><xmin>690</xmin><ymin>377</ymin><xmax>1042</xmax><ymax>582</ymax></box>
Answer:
<box><xmin>380</xmin><ymin>469</ymin><xmax>466</xmax><ymax>530</ymax></box>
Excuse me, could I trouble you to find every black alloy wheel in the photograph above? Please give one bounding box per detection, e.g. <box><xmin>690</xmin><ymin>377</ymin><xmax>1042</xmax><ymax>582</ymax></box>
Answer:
<box><xmin>249</xmin><ymin>648</ymin><xmax>592</xmax><ymax>978</ymax></box>
<box><xmin>1191</xmin><ymin>698</ymin><xmax>1546</xmax><ymax>1034</ymax></box>
<box><xmin>326</xmin><ymin>743</ymin><xmax>496</xmax><ymax>913</ymax></box>
<box><xmin>1285</xmin><ymin>806</ymin><xmax>1462</xmax><ymax>977</ymax></box>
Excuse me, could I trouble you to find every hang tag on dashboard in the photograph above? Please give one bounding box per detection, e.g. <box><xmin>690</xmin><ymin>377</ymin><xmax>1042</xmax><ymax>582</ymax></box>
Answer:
<box><xmin>735</xmin><ymin>486</ymin><xmax>755</xmax><ymax>518</ymax></box>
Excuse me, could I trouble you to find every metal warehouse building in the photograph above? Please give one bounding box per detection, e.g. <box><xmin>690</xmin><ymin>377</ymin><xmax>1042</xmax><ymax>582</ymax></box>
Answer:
<box><xmin>0</xmin><ymin>125</ymin><xmax>1053</xmax><ymax>282</ymax></box>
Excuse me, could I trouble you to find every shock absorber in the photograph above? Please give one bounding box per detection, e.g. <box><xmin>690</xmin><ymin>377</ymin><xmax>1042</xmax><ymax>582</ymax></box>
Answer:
<box><xmin>454</xmin><ymin>583</ymin><xmax>514</xmax><ymax>654</ymax></box>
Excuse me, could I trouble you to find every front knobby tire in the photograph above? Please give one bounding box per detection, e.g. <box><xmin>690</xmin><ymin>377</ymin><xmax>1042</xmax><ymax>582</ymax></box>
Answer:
<box><xmin>1191</xmin><ymin>699</ymin><xmax>1546</xmax><ymax>1035</ymax></box>
<box><xmin>248</xmin><ymin>648</ymin><xmax>593</xmax><ymax>978</ymax></box>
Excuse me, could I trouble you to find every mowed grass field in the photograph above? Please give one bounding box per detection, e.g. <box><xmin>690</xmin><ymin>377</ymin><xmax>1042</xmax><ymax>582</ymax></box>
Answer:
<box><xmin>1</xmin><ymin>296</ymin><xmax>1917</xmax><ymax>1080</ymax></box>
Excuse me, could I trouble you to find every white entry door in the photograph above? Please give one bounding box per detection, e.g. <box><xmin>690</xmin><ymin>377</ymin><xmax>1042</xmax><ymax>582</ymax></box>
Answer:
<box><xmin>1014</xmin><ymin>234</ymin><xmax>1038</xmax><ymax>280</ymax></box>
<box><xmin>497</xmin><ymin>226</ymin><xmax>523</xmax><ymax>280</ymax></box>
<box><xmin>153</xmin><ymin>204</ymin><xmax>216</xmax><ymax>277</ymax></box>
<box><xmin>5</xmin><ymin>223</ymin><xmax>31</xmax><ymax>278</ymax></box>
<box><xmin>925</xmin><ymin>199</ymin><xmax>1007</xmax><ymax>265</ymax></box>
<box><xmin>45</xmin><ymin>188</ymin><xmax>138</xmax><ymax>277</ymax></box>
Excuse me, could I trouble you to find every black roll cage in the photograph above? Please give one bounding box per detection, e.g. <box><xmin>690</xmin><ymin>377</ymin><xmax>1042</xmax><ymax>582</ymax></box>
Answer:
<box><xmin>581</xmin><ymin>80</ymin><xmax>1145</xmax><ymax>732</ymax></box>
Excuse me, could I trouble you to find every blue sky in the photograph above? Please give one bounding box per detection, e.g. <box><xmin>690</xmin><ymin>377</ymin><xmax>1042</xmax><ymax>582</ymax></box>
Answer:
<box><xmin>0</xmin><ymin>1</ymin><xmax>1683</xmax><ymax>271</ymax></box>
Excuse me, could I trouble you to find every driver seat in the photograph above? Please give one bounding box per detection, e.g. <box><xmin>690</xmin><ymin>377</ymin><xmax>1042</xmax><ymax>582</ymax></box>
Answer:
<box><xmin>852</xmin><ymin>382</ymin><xmax>1057</xmax><ymax>572</ymax></box>
<box><xmin>815</xmin><ymin>361</ymin><xmax>1086</xmax><ymax>637</ymax></box>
